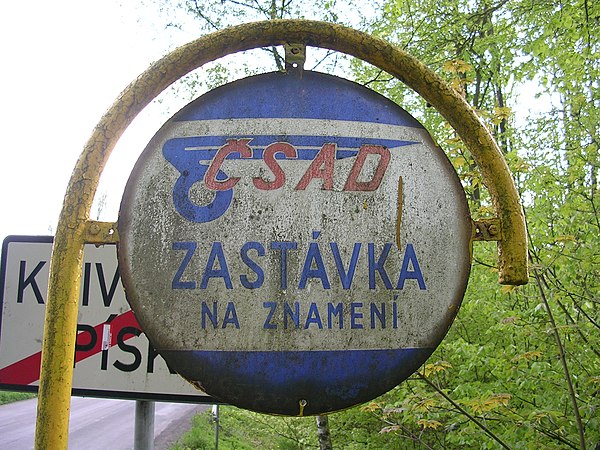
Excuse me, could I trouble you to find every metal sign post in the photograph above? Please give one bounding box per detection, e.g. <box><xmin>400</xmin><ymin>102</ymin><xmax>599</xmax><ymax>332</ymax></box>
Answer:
<box><xmin>34</xmin><ymin>19</ymin><xmax>527</xmax><ymax>449</ymax></box>
<box><xmin>134</xmin><ymin>400</ymin><xmax>155</xmax><ymax>450</ymax></box>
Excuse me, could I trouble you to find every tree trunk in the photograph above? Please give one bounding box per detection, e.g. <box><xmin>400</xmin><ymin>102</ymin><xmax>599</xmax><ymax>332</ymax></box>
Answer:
<box><xmin>316</xmin><ymin>415</ymin><xmax>333</xmax><ymax>450</ymax></box>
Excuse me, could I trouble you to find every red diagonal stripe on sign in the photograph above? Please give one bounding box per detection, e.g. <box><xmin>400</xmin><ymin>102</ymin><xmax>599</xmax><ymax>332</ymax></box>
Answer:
<box><xmin>0</xmin><ymin>310</ymin><xmax>140</xmax><ymax>385</ymax></box>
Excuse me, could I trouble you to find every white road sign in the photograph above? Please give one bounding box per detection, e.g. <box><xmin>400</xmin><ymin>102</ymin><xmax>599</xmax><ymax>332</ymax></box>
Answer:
<box><xmin>0</xmin><ymin>235</ymin><xmax>213</xmax><ymax>402</ymax></box>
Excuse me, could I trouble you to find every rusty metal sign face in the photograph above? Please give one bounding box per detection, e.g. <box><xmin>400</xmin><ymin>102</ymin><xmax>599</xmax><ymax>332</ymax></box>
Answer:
<box><xmin>118</xmin><ymin>71</ymin><xmax>472</xmax><ymax>416</ymax></box>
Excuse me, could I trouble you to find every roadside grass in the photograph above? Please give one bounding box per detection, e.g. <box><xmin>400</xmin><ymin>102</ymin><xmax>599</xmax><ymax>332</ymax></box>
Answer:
<box><xmin>0</xmin><ymin>391</ymin><xmax>36</xmax><ymax>405</ymax></box>
<box><xmin>172</xmin><ymin>406</ymin><xmax>319</xmax><ymax>450</ymax></box>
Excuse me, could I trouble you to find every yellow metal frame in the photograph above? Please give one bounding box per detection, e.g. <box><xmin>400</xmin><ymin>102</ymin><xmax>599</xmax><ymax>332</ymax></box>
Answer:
<box><xmin>34</xmin><ymin>19</ymin><xmax>527</xmax><ymax>449</ymax></box>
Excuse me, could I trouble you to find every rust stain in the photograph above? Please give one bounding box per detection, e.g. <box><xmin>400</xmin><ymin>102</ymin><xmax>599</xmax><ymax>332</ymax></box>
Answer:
<box><xmin>396</xmin><ymin>176</ymin><xmax>403</xmax><ymax>251</ymax></box>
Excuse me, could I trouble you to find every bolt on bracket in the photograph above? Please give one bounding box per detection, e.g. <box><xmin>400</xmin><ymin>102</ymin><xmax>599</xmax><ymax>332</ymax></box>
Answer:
<box><xmin>84</xmin><ymin>220</ymin><xmax>119</xmax><ymax>244</ymax></box>
<box><xmin>472</xmin><ymin>218</ymin><xmax>502</xmax><ymax>241</ymax></box>
<box><xmin>284</xmin><ymin>43</ymin><xmax>306</xmax><ymax>72</ymax></box>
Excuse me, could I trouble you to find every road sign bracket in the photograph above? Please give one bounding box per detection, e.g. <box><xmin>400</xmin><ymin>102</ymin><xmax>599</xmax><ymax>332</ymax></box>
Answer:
<box><xmin>472</xmin><ymin>218</ymin><xmax>502</xmax><ymax>241</ymax></box>
<box><xmin>84</xmin><ymin>221</ymin><xmax>119</xmax><ymax>245</ymax></box>
<box><xmin>284</xmin><ymin>42</ymin><xmax>306</xmax><ymax>73</ymax></box>
<box><xmin>35</xmin><ymin>19</ymin><xmax>529</xmax><ymax>448</ymax></box>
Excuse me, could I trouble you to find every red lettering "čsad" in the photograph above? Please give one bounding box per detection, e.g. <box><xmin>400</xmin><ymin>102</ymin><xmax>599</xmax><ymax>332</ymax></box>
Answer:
<box><xmin>204</xmin><ymin>139</ymin><xmax>391</xmax><ymax>192</ymax></box>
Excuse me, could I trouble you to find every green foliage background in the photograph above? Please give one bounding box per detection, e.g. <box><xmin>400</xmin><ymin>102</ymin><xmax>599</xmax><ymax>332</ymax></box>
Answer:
<box><xmin>0</xmin><ymin>391</ymin><xmax>35</xmax><ymax>405</ymax></box>
<box><xmin>153</xmin><ymin>1</ymin><xmax>599</xmax><ymax>448</ymax></box>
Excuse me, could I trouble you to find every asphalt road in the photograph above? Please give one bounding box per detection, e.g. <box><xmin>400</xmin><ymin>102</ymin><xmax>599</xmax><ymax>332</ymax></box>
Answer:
<box><xmin>0</xmin><ymin>396</ymin><xmax>208</xmax><ymax>449</ymax></box>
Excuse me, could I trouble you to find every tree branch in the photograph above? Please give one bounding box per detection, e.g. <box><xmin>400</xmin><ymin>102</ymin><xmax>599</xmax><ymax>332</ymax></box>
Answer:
<box><xmin>417</xmin><ymin>373</ymin><xmax>512</xmax><ymax>449</ymax></box>
<box><xmin>532</xmin><ymin>265</ymin><xmax>587</xmax><ymax>450</ymax></box>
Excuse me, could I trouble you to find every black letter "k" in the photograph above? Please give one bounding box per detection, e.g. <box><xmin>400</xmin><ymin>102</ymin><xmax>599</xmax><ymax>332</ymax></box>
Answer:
<box><xmin>17</xmin><ymin>260</ymin><xmax>46</xmax><ymax>304</ymax></box>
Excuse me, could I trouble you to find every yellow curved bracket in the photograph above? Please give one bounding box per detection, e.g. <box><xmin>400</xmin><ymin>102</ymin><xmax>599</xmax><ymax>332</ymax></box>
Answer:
<box><xmin>35</xmin><ymin>19</ymin><xmax>527</xmax><ymax>449</ymax></box>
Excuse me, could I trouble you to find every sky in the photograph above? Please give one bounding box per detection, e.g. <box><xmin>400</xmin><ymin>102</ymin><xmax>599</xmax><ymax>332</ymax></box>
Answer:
<box><xmin>0</xmin><ymin>1</ymin><xmax>195</xmax><ymax>240</ymax></box>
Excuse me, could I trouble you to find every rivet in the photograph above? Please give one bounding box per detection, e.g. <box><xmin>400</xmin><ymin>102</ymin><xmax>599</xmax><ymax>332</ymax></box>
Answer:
<box><xmin>89</xmin><ymin>223</ymin><xmax>101</xmax><ymax>235</ymax></box>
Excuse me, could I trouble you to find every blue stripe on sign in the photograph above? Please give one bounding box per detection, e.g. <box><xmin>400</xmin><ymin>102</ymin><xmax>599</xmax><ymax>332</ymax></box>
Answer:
<box><xmin>172</xmin><ymin>71</ymin><xmax>425</xmax><ymax>128</ymax></box>
<box><xmin>162</xmin><ymin>135</ymin><xmax>418</xmax><ymax>162</ymax></box>
<box><xmin>162</xmin><ymin>347</ymin><xmax>434</xmax><ymax>415</ymax></box>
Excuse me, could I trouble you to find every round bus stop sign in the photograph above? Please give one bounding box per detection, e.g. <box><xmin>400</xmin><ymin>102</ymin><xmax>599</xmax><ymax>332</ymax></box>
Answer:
<box><xmin>118</xmin><ymin>71</ymin><xmax>472</xmax><ymax>416</ymax></box>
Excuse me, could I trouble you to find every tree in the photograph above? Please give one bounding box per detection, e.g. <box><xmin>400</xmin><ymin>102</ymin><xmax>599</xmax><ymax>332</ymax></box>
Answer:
<box><xmin>347</xmin><ymin>1</ymin><xmax>599</xmax><ymax>448</ymax></box>
<box><xmin>149</xmin><ymin>0</ymin><xmax>370</xmax><ymax>95</ymax></box>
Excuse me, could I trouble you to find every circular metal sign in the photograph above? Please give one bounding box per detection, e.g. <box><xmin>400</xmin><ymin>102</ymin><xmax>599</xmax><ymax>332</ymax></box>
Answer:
<box><xmin>118</xmin><ymin>71</ymin><xmax>472</xmax><ymax>416</ymax></box>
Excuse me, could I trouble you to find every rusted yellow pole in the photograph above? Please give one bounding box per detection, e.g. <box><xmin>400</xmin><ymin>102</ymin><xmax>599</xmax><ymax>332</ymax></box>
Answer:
<box><xmin>35</xmin><ymin>19</ymin><xmax>527</xmax><ymax>449</ymax></box>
